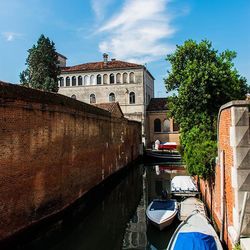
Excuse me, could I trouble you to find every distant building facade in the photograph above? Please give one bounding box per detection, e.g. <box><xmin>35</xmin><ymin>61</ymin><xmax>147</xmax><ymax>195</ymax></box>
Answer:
<box><xmin>58</xmin><ymin>53</ymin><xmax>154</xmax><ymax>143</ymax></box>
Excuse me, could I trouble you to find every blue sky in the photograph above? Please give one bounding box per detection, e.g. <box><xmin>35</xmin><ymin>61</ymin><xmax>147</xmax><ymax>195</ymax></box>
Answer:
<box><xmin>0</xmin><ymin>0</ymin><xmax>249</xmax><ymax>97</ymax></box>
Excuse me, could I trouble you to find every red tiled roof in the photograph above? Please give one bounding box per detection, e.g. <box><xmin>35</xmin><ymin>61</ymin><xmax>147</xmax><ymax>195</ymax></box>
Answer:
<box><xmin>61</xmin><ymin>60</ymin><xmax>143</xmax><ymax>73</ymax></box>
<box><xmin>93</xmin><ymin>102</ymin><xmax>124</xmax><ymax>118</ymax></box>
<box><xmin>147</xmin><ymin>98</ymin><xmax>168</xmax><ymax>111</ymax></box>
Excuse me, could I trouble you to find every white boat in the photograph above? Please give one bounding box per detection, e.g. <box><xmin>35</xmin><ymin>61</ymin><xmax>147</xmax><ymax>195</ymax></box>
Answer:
<box><xmin>179</xmin><ymin>197</ymin><xmax>206</xmax><ymax>221</ymax></box>
<box><xmin>171</xmin><ymin>176</ymin><xmax>199</xmax><ymax>196</ymax></box>
<box><xmin>146</xmin><ymin>199</ymin><xmax>178</xmax><ymax>230</ymax></box>
<box><xmin>167</xmin><ymin>212</ymin><xmax>223</xmax><ymax>250</ymax></box>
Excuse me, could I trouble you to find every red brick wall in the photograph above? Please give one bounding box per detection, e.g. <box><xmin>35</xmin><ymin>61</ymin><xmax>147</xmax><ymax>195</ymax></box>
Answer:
<box><xmin>0</xmin><ymin>82</ymin><xmax>141</xmax><ymax>240</ymax></box>
<box><xmin>199</xmin><ymin>108</ymin><xmax>234</xmax><ymax>249</ymax></box>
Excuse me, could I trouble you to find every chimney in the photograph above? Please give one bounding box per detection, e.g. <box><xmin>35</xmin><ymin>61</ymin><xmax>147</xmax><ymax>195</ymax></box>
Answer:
<box><xmin>103</xmin><ymin>53</ymin><xmax>108</xmax><ymax>65</ymax></box>
<box><xmin>111</xmin><ymin>58</ymin><xmax>116</xmax><ymax>61</ymax></box>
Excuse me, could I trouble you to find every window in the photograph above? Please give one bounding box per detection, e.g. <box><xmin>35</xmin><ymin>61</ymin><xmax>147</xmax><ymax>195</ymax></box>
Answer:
<box><xmin>129</xmin><ymin>92</ymin><xmax>135</xmax><ymax>104</ymax></box>
<box><xmin>90</xmin><ymin>94</ymin><xmax>96</xmax><ymax>104</ymax></box>
<box><xmin>163</xmin><ymin>119</ymin><xmax>170</xmax><ymax>132</ymax></box>
<box><xmin>90</xmin><ymin>75</ymin><xmax>94</xmax><ymax>85</ymax></box>
<box><xmin>129</xmin><ymin>72</ymin><xmax>135</xmax><ymax>83</ymax></box>
<box><xmin>59</xmin><ymin>77</ymin><xmax>64</xmax><ymax>87</ymax></box>
<box><xmin>116</xmin><ymin>73</ymin><xmax>121</xmax><ymax>83</ymax></box>
<box><xmin>84</xmin><ymin>75</ymin><xmax>89</xmax><ymax>85</ymax></box>
<box><xmin>110</xmin><ymin>74</ymin><xmax>114</xmax><ymax>84</ymax></box>
<box><xmin>78</xmin><ymin>76</ymin><xmax>82</xmax><ymax>86</ymax></box>
<box><xmin>97</xmin><ymin>74</ymin><xmax>102</xmax><ymax>84</ymax></box>
<box><xmin>71</xmin><ymin>94</ymin><xmax>76</xmax><ymax>99</ymax></box>
<box><xmin>109</xmin><ymin>93</ymin><xmax>115</xmax><ymax>102</ymax></box>
<box><xmin>173</xmin><ymin>120</ymin><xmax>180</xmax><ymax>131</ymax></box>
<box><xmin>154</xmin><ymin>119</ymin><xmax>161</xmax><ymax>132</ymax></box>
<box><xmin>123</xmin><ymin>73</ymin><xmax>128</xmax><ymax>83</ymax></box>
<box><xmin>103</xmin><ymin>74</ymin><xmax>108</xmax><ymax>84</ymax></box>
<box><xmin>66</xmin><ymin>76</ymin><xmax>70</xmax><ymax>86</ymax></box>
<box><xmin>72</xmin><ymin>76</ymin><xmax>76</xmax><ymax>86</ymax></box>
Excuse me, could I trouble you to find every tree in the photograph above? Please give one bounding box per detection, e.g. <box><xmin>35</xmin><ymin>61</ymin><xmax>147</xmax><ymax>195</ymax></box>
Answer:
<box><xmin>20</xmin><ymin>34</ymin><xmax>60</xmax><ymax>92</ymax></box>
<box><xmin>165</xmin><ymin>39</ymin><xmax>248</xmax><ymax>178</ymax></box>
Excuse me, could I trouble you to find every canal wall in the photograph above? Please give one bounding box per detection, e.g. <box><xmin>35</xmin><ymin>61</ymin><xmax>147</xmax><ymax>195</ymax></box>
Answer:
<box><xmin>0</xmin><ymin>81</ymin><xmax>141</xmax><ymax>241</ymax></box>
<box><xmin>199</xmin><ymin>100</ymin><xmax>250</xmax><ymax>250</ymax></box>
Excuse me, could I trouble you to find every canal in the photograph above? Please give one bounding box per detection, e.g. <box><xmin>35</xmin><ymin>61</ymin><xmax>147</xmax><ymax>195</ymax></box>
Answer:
<box><xmin>5</xmin><ymin>162</ymin><xmax>187</xmax><ymax>250</ymax></box>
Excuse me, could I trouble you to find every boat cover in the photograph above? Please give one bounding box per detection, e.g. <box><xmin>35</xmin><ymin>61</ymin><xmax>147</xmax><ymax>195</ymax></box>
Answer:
<box><xmin>173</xmin><ymin>232</ymin><xmax>217</xmax><ymax>250</ymax></box>
<box><xmin>171</xmin><ymin>176</ymin><xmax>198</xmax><ymax>192</ymax></box>
<box><xmin>150</xmin><ymin>200</ymin><xmax>175</xmax><ymax>211</ymax></box>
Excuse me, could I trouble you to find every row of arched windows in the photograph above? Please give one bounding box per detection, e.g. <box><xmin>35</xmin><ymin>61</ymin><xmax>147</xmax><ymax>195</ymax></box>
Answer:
<box><xmin>154</xmin><ymin>119</ymin><xmax>179</xmax><ymax>133</ymax></box>
<box><xmin>71</xmin><ymin>92</ymin><xmax>136</xmax><ymax>105</ymax></box>
<box><xmin>59</xmin><ymin>72</ymin><xmax>135</xmax><ymax>87</ymax></box>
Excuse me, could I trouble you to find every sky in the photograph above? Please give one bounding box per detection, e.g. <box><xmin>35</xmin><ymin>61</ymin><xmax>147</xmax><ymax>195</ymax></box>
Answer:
<box><xmin>0</xmin><ymin>0</ymin><xmax>249</xmax><ymax>97</ymax></box>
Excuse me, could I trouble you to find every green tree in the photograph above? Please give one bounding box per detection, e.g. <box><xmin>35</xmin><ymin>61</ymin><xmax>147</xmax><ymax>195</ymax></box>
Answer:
<box><xmin>165</xmin><ymin>39</ymin><xmax>248</xmax><ymax>177</ymax></box>
<box><xmin>20</xmin><ymin>34</ymin><xmax>60</xmax><ymax>92</ymax></box>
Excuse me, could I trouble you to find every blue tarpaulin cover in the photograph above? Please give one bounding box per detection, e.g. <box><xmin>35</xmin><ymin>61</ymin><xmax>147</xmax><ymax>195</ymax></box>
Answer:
<box><xmin>150</xmin><ymin>200</ymin><xmax>175</xmax><ymax>211</ymax></box>
<box><xmin>173</xmin><ymin>232</ymin><xmax>217</xmax><ymax>250</ymax></box>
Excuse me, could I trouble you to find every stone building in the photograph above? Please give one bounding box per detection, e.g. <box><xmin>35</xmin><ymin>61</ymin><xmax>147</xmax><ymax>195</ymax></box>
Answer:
<box><xmin>58</xmin><ymin>53</ymin><xmax>154</xmax><ymax>143</ymax></box>
<box><xmin>146</xmin><ymin>98</ymin><xmax>180</xmax><ymax>147</ymax></box>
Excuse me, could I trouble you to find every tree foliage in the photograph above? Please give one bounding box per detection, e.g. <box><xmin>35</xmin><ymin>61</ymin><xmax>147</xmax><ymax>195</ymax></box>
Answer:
<box><xmin>165</xmin><ymin>39</ymin><xmax>248</xmax><ymax>178</ymax></box>
<box><xmin>20</xmin><ymin>34</ymin><xmax>60</xmax><ymax>92</ymax></box>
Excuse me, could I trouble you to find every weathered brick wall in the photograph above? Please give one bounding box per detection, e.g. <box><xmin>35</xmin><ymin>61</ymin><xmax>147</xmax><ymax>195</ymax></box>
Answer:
<box><xmin>0</xmin><ymin>81</ymin><xmax>141</xmax><ymax>240</ymax></box>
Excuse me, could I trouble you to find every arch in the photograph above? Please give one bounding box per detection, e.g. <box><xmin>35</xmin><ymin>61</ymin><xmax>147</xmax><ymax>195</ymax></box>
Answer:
<box><xmin>97</xmin><ymin>74</ymin><xmax>102</xmax><ymax>84</ymax></box>
<box><xmin>90</xmin><ymin>94</ymin><xmax>96</xmax><ymax>104</ymax></box>
<box><xmin>71</xmin><ymin>94</ymin><xmax>76</xmax><ymax>99</ymax></box>
<box><xmin>84</xmin><ymin>75</ymin><xmax>89</xmax><ymax>85</ymax></box>
<box><xmin>103</xmin><ymin>74</ymin><xmax>108</xmax><ymax>84</ymax></box>
<box><xmin>123</xmin><ymin>73</ymin><xmax>128</xmax><ymax>83</ymax></box>
<box><xmin>129</xmin><ymin>92</ymin><xmax>135</xmax><ymax>104</ymax></box>
<box><xmin>173</xmin><ymin>119</ymin><xmax>180</xmax><ymax>131</ymax></box>
<box><xmin>154</xmin><ymin>119</ymin><xmax>161</xmax><ymax>132</ymax></box>
<box><xmin>59</xmin><ymin>77</ymin><xmax>64</xmax><ymax>87</ymax></box>
<box><xmin>66</xmin><ymin>76</ymin><xmax>70</xmax><ymax>86</ymax></box>
<box><xmin>163</xmin><ymin>119</ymin><xmax>170</xmax><ymax>132</ymax></box>
<box><xmin>90</xmin><ymin>75</ymin><xmax>94</xmax><ymax>85</ymax></box>
<box><xmin>78</xmin><ymin>76</ymin><xmax>82</xmax><ymax>86</ymax></box>
<box><xmin>116</xmin><ymin>73</ymin><xmax>121</xmax><ymax>83</ymax></box>
<box><xmin>109</xmin><ymin>93</ymin><xmax>115</xmax><ymax>102</ymax></box>
<box><xmin>129</xmin><ymin>72</ymin><xmax>135</xmax><ymax>83</ymax></box>
<box><xmin>110</xmin><ymin>73</ymin><xmax>115</xmax><ymax>84</ymax></box>
<box><xmin>72</xmin><ymin>76</ymin><xmax>76</xmax><ymax>86</ymax></box>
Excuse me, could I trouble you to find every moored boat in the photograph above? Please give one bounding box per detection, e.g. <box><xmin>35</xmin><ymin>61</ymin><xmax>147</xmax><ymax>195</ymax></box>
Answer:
<box><xmin>178</xmin><ymin>197</ymin><xmax>206</xmax><ymax>221</ymax></box>
<box><xmin>167</xmin><ymin>212</ymin><xmax>223</xmax><ymax>250</ymax></box>
<box><xmin>145</xmin><ymin>149</ymin><xmax>182</xmax><ymax>162</ymax></box>
<box><xmin>146</xmin><ymin>199</ymin><xmax>178</xmax><ymax>231</ymax></box>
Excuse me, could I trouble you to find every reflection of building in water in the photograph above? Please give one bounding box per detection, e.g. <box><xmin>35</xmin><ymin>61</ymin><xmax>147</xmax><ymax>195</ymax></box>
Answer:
<box><xmin>122</xmin><ymin>170</ymin><xmax>148</xmax><ymax>249</ymax></box>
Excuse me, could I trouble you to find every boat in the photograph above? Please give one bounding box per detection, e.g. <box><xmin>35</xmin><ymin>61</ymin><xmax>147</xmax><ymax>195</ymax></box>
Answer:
<box><xmin>171</xmin><ymin>176</ymin><xmax>199</xmax><ymax>197</ymax></box>
<box><xmin>178</xmin><ymin>197</ymin><xmax>206</xmax><ymax>221</ymax></box>
<box><xmin>146</xmin><ymin>199</ymin><xmax>178</xmax><ymax>230</ymax></box>
<box><xmin>167</xmin><ymin>212</ymin><xmax>223</xmax><ymax>250</ymax></box>
<box><xmin>144</xmin><ymin>149</ymin><xmax>182</xmax><ymax>163</ymax></box>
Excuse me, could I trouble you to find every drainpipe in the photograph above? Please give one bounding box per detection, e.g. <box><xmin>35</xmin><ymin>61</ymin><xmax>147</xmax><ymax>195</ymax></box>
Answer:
<box><xmin>235</xmin><ymin>191</ymin><xmax>249</xmax><ymax>243</ymax></box>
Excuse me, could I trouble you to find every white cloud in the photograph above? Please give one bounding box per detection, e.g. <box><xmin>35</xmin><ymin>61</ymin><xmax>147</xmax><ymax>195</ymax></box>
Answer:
<box><xmin>91</xmin><ymin>0</ymin><xmax>115</xmax><ymax>20</ymax></box>
<box><xmin>2</xmin><ymin>32</ymin><xmax>23</xmax><ymax>42</ymax></box>
<box><xmin>98</xmin><ymin>0</ymin><xmax>176</xmax><ymax>64</ymax></box>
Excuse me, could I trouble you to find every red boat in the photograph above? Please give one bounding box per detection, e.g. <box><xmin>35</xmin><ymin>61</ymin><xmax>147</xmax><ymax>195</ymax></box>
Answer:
<box><xmin>158</xmin><ymin>142</ymin><xmax>177</xmax><ymax>150</ymax></box>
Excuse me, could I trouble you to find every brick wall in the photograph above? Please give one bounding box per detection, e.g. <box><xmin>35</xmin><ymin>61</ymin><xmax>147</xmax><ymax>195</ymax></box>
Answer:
<box><xmin>0</xmin><ymin>81</ymin><xmax>141</xmax><ymax>240</ymax></box>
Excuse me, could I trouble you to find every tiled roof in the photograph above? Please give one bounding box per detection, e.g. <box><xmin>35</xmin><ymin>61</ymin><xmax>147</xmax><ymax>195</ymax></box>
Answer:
<box><xmin>61</xmin><ymin>60</ymin><xmax>143</xmax><ymax>73</ymax></box>
<box><xmin>147</xmin><ymin>98</ymin><xmax>168</xmax><ymax>111</ymax></box>
<box><xmin>93</xmin><ymin>102</ymin><xmax>124</xmax><ymax>118</ymax></box>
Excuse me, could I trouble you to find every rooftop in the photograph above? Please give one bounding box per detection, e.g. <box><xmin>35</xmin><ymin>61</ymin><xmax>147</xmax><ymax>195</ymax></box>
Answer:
<box><xmin>93</xmin><ymin>102</ymin><xmax>124</xmax><ymax>118</ymax></box>
<box><xmin>147</xmin><ymin>98</ymin><xmax>168</xmax><ymax>112</ymax></box>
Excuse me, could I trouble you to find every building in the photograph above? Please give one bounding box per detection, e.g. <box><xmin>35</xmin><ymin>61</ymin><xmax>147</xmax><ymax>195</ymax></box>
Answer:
<box><xmin>146</xmin><ymin>98</ymin><xmax>180</xmax><ymax>147</ymax></box>
<box><xmin>58</xmin><ymin>53</ymin><xmax>154</xmax><ymax>143</ymax></box>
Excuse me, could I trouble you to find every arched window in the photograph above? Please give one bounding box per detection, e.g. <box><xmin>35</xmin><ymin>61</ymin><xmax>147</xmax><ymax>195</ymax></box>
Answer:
<box><xmin>59</xmin><ymin>77</ymin><xmax>64</xmax><ymax>87</ymax></box>
<box><xmin>116</xmin><ymin>73</ymin><xmax>121</xmax><ymax>83</ymax></box>
<box><xmin>123</xmin><ymin>73</ymin><xmax>128</xmax><ymax>83</ymax></box>
<box><xmin>84</xmin><ymin>75</ymin><xmax>89</xmax><ymax>85</ymax></box>
<box><xmin>173</xmin><ymin>120</ymin><xmax>180</xmax><ymax>131</ymax></box>
<box><xmin>97</xmin><ymin>74</ymin><xmax>102</xmax><ymax>84</ymax></box>
<box><xmin>66</xmin><ymin>76</ymin><xmax>70</xmax><ymax>86</ymax></box>
<box><xmin>90</xmin><ymin>75</ymin><xmax>94</xmax><ymax>85</ymax></box>
<box><xmin>109</xmin><ymin>93</ymin><xmax>115</xmax><ymax>102</ymax></box>
<box><xmin>71</xmin><ymin>94</ymin><xmax>76</xmax><ymax>99</ymax></box>
<box><xmin>78</xmin><ymin>76</ymin><xmax>82</xmax><ymax>86</ymax></box>
<box><xmin>90</xmin><ymin>94</ymin><xmax>96</xmax><ymax>104</ymax></box>
<box><xmin>129</xmin><ymin>72</ymin><xmax>135</xmax><ymax>83</ymax></box>
<box><xmin>103</xmin><ymin>74</ymin><xmax>108</xmax><ymax>84</ymax></box>
<box><xmin>129</xmin><ymin>92</ymin><xmax>135</xmax><ymax>104</ymax></box>
<box><xmin>72</xmin><ymin>76</ymin><xmax>76</xmax><ymax>86</ymax></box>
<box><xmin>110</xmin><ymin>74</ymin><xmax>114</xmax><ymax>84</ymax></box>
<box><xmin>163</xmin><ymin>119</ymin><xmax>170</xmax><ymax>132</ymax></box>
<box><xmin>154</xmin><ymin>119</ymin><xmax>161</xmax><ymax>132</ymax></box>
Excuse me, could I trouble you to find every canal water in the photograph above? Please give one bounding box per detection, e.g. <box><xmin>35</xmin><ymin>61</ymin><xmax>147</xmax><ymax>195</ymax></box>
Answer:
<box><xmin>6</xmin><ymin>162</ymin><xmax>187</xmax><ymax>250</ymax></box>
